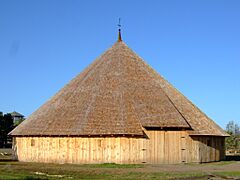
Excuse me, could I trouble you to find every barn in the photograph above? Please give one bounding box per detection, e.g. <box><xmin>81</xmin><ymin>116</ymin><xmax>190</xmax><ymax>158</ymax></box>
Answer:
<box><xmin>10</xmin><ymin>31</ymin><xmax>228</xmax><ymax>164</ymax></box>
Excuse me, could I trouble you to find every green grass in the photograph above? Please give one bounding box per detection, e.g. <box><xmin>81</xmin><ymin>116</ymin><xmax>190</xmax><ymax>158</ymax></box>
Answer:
<box><xmin>0</xmin><ymin>172</ymin><xmax>47</xmax><ymax>180</ymax></box>
<box><xmin>0</xmin><ymin>161</ymin><xmax>239</xmax><ymax>180</ymax></box>
<box><xmin>120</xmin><ymin>172</ymin><xmax>206</xmax><ymax>180</ymax></box>
<box><xmin>0</xmin><ymin>162</ymin><xmax>141</xmax><ymax>179</ymax></box>
<box><xmin>0</xmin><ymin>171</ymin><xmax>207</xmax><ymax>180</ymax></box>
<box><xmin>213</xmin><ymin>171</ymin><xmax>240</xmax><ymax>178</ymax></box>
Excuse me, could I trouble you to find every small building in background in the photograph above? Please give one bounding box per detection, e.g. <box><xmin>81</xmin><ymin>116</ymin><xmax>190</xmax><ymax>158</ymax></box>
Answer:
<box><xmin>10</xmin><ymin>111</ymin><xmax>24</xmax><ymax>125</ymax></box>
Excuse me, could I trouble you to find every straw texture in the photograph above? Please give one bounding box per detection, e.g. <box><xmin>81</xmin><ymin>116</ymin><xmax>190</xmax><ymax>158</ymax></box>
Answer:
<box><xmin>10</xmin><ymin>41</ymin><xmax>228</xmax><ymax>136</ymax></box>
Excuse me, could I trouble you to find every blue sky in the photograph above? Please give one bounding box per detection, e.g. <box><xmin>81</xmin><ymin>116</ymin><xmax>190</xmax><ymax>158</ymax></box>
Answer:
<box><xmin>0</xmin><ymin>0</ymin><xmax>239</xmax><ymax>128</ymax></box>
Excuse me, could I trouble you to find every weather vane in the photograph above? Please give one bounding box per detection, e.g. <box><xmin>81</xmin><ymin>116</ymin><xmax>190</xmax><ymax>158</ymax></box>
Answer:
<box><xmin>118</xmin><ymin>18</ymin><xmax>122</xmax><ymax>41</ymax></box>
<box><xmin>118</xmin><ymin>18</ymin><xmax>121</xmax><ymax>30</ymax></box>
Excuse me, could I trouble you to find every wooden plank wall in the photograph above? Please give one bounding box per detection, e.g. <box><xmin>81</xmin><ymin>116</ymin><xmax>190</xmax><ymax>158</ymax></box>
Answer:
<box><xmin>15</xmin><ymin>137</ymin><xmax>146</xmax><ymax>164</ymax></box>
<box><xmin>186</xmin><ymin>136</ymin><xmax>225</xmax><ymax>163</ymax></box>
<box><xmin>14</xmin><ymin>131</ymin><xmax>225</xmax><ymax>164</ymax></box>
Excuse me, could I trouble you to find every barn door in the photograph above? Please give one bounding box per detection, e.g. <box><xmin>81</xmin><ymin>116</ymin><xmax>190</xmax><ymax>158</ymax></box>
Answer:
<box><xmin>181</xmin><ymin>133</ymin><xmax>187</xmax><ymax>163</ymax></box>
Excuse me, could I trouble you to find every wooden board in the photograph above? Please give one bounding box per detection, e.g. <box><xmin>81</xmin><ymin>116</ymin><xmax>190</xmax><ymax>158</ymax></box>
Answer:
<box><xmin>14</xmin><ymin>131</ymin><xmax>225</xmax><ymax>164</ymax></box>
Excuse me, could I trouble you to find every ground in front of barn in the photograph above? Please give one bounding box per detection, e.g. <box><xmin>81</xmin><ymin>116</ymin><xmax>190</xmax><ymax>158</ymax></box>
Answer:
<box><xmin>0</xmin><ymin>149</ymin><xmax>240</xmax><ymax>179</ymax></box>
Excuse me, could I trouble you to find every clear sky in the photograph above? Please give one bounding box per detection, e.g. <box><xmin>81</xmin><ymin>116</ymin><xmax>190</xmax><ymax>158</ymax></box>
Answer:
<box><xmin>0</xmin><ymin>0</ymin><xmax>239</xmax><ymax>129</ymax></box>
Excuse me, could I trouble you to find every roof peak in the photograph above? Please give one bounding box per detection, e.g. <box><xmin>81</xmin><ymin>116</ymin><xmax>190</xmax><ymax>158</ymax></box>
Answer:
<box><xmin>9</xmin><ymin>33</ymin><xmax>228</xmax><ymax>137</ymax></box>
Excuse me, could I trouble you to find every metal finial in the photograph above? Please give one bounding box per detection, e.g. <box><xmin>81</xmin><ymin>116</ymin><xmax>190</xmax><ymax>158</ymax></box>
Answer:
<box><xmin>118</xmin><ymin>18</ymin><xmax>121</xmax><ymax>29</ymax></box>
<box><xmin>118</xmin><ymin>18</ymin><xmax>122</xmax><ymax>41</ymax></box>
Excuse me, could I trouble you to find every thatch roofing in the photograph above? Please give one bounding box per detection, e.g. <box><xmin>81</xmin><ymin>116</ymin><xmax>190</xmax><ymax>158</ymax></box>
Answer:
<box><xmin>10</xmin><ymin>38</ymin><xmax>228</xmax><ymax>137</ymax></box>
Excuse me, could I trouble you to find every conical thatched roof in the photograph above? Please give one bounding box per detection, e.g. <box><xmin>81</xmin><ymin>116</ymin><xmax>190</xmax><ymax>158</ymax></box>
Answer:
<box><xmin>10</xmin><ymin>38</ymin><xmax>228</xmax><ymax>137</ymax></box>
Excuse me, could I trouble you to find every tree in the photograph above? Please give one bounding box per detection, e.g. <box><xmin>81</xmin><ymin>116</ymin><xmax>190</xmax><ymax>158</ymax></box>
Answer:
<box><xmin>225</xmin><ymin>121</ymin><xmax>240</xmax><ymax>154</ymax></box>
<box><xmin>235</xmin><ymin>124</ymin><xmax>240</xmax><ymax>135</ymax></box>
<box><xmin>0</xmin><ymin>112</ymin><xmax>3</xmax><ymax>147</ymax></box>
<box><xmin>226</xmin><ymin>121</ymin><xmax>240</xmax><ymax>135</ymax></box>
<box><xmin>0</xmin><ymin>112</ymin><xmax>14</xmax><ymax>148</ymax></box>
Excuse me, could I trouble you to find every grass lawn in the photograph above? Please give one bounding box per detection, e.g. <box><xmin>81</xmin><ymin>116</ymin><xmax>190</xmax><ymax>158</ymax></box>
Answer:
<box><xmin>0</xmin><ymin>162</ymin><xmax>205</xmax><ymax>179</ymax></box>
<box><xmin>0</xmin><ymin>161</ymin><xmax>240</xmax><ymax>179</ymax></box>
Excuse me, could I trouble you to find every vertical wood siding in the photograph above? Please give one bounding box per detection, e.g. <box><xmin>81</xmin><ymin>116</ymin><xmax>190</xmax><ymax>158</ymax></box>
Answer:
<box><xmin>13</xmin><ymin>131</ymin><xmax>225</xmax><ymax>164</ymax></box>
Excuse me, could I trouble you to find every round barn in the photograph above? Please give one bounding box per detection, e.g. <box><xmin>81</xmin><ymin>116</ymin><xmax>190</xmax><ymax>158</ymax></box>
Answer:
<box><xmin>10</xmin><ymin>31</ymin><xmax>228</xmax><ymax>164</ymax></box>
